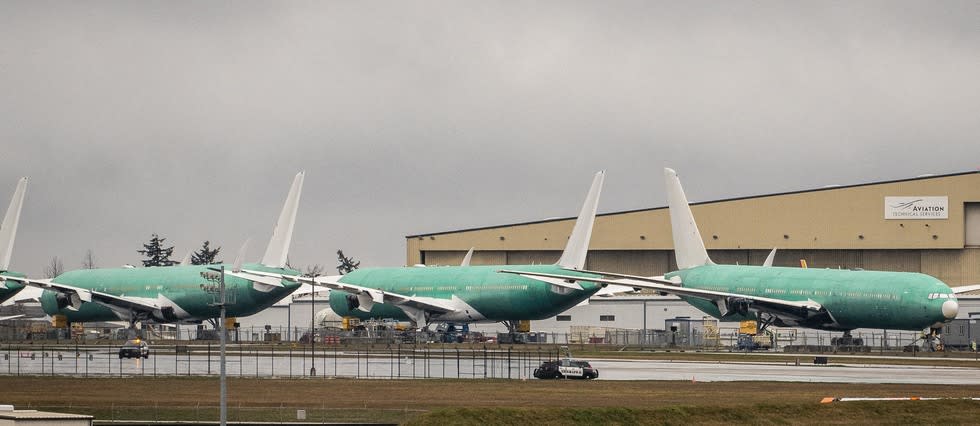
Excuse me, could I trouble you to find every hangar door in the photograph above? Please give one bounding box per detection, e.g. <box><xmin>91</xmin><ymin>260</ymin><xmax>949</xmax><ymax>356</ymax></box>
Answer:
<box><xmin>967</xmin><ymin>203</ymin><xmax>980</xmax><ymax>246</ymax></box>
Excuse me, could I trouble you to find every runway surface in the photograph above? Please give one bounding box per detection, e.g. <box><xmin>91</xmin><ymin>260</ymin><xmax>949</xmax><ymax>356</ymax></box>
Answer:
<box><xmin>591</xmin><ymin>359</ymin><xmax>980</xmax><ymax>384</ymax></box>
<box><xmin>3</xmin><ymin>347</ymin><xmax>978</xmax><ymax>384</ymax></box>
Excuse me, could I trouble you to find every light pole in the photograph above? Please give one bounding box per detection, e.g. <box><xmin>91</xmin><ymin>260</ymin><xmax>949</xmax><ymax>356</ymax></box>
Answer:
<box><xmin>201</xmin><ymin>266</ymin><xmax>229</xmax><ymax>426</ymax></box>
<box><xmin>309</xmin><ymin>277</ymin><xmax>318</xmax><ymax>377</ymax></box>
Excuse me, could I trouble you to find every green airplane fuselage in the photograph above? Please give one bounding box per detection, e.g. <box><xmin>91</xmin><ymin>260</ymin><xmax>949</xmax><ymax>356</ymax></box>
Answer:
<box><xmin>40</xmin><ymin>264</ymin><xmax>301</xmax><ymax>323</ymax></box>
<box><xmin>328</xmin><ymin>265</ymin><xmax>602</xmax><ymax>323</ymax></box>
<box><xmin>667</xmin><ymin>265</ymin><xmax>955</xmax><ymax>331</ymax></box>
<box><xmin>0</xmin><ymin>271</ymin><xmax>26</xmax><ymax>304</ymax></box>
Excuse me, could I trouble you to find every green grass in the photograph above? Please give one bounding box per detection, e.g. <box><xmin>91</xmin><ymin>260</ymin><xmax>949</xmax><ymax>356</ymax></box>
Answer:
<box><xmin>409</xmin><ymin>401</ymin><xmax>980</xmax><ymax>426</ymax></box>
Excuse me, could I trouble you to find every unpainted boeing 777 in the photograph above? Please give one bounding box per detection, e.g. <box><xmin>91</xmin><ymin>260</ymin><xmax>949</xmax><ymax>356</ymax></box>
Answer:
<box><xmin>3</xmin><ymin>172</ymin><xmax>306</xmax><ymax>326</ymax></box>
<box><xmin>507</xmin><ymin>168</ymin><xmax>980</xmax><ymax>341</ymax></box>
<box><xmin>243</xmin><ymin>172</ymin><xmax>610</xmax><ymax>331</ymax></box>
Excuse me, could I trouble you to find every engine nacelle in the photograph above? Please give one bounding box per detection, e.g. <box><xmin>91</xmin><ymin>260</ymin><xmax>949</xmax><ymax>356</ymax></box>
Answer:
<box><xmin>355</xmin><ymin>292</ymin><xmax>375</xmax><ymax>312</ymax></box>
<box><xmin>728</xmin><ymin>297</ymin><xmax>752</xmax><ymax>317</ymax></box>
<box><xmin>153</xmin><ymin>306</ymin><xmax>179</xmax><ymax>323</ymax></box>
<box><xmin>55</xmin><ymin>293</ymin><xmax>82</xmax><ymax>311</ymax></box>
<box><xmin>345</xmin><ymin>294</ymin><xmax>360</xmax><ymax>311</ymax></box>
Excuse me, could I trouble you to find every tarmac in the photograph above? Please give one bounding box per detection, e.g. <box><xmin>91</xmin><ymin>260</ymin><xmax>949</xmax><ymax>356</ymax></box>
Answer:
<box><xmin>3</xmin><ymin>347</ymin><xmax>979</xmax><ymax>384</ymax></box>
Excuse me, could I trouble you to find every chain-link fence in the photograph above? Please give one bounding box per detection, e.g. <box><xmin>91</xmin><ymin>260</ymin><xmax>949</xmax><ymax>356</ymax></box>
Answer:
<box><xmin>0</xmin><ymin>343</ymin><xmax>566</xmax><ymax>379</ymax></box>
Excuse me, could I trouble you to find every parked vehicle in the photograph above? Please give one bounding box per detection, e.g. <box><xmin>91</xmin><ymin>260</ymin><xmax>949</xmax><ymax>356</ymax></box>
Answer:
<box><xmin>533</xmin><ymin>358</ymin><xmax>598</xmax><ymax>379</ymax></box>
<box><xmin>118</xmin><ymin>339</ymin><xmax>150</xmax><ymax>359</ymax></box>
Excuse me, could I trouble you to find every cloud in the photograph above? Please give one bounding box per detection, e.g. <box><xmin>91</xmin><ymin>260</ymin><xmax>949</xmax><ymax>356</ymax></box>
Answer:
<box><xmin>0</xmin><ymin>1</ymin><xmax>977</xmax><ymax>276</ymax></box>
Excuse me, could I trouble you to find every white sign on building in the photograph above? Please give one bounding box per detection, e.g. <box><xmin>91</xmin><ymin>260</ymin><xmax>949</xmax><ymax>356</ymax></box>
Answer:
<box><xmin>884</xmin><ymin>196</ymin><xmax>948</xmax><ymax>219</ymax></box>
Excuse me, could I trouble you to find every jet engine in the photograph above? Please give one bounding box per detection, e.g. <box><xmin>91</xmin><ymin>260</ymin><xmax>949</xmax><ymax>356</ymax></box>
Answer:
<box><xmin>345</xmin><ymin>294</ymin><xmax>359</xmax><ymax>311</ymax></box>
<box><xmin>729</xmin><ymin>298</ymin><xmax>752</xmax><ymax>317</ymax></box>
<box><xmin>55</xmin><ymin>293</ymin><xmax>82</xmax><ymax>311</ymax></box>
<box><xmin>153</xmin><ymin>306</ymin><xmax>179</xmax><ymax>323</ymax></box>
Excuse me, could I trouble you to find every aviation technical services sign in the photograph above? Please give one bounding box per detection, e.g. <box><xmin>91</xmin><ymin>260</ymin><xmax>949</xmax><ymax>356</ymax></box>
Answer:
<box><xmin>884</xmin><ymin>196</ymin><xmax>948</xmax><ymax>219</ymax></box>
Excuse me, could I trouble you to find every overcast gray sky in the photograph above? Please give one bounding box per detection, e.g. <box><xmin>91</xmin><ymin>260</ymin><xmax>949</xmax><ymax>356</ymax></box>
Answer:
<box><xmin>1</xmin><ymin>1</ymin><xmax>977</xmax><ymax>277</ymax></box>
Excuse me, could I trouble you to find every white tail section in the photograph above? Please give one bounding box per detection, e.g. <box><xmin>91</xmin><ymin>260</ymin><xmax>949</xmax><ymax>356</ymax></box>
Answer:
<box><xmin>261</xmin><ymin>171</ymin><xmax>305</xmax><ymax>268</ymax></box>
<box><xmin>762</xmin><ymin>248</ymin><xmax>777</xmax><ymax>267</ymax></box>
<box><xmin>556</xmin><ymin>171</ymin><xmax>605</xmax><ymax>270</ymax></box>
<box><xmin>460</xmin><ymin>247</ymin><xmax>474</xmax><ymax>267</ymax></box>
<box><xmin>664</xmin><ymin>168</ymin><xmax>713</xmax><ymax>270</ymax></box>
<box><xmin>233</xmin><ymin>238</ymin><xmax>251</xmax><ymax>273</ymax></box>
<box><xmin>0</xmin><ymin>177</ymin><xmax>28</xmax><ymax>271</ymax></box>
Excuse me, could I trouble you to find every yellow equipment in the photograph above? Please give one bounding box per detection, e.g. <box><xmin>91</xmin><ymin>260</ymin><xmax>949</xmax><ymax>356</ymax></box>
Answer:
<box><xmin>51</xmin><ymin>315</ymin><xmax>68</xmax><ymax>328</ymax></box>
<box><xmin>739</xmin><ymin>320</ymin><xmax>757</xmax><ymax>335</ymax></box>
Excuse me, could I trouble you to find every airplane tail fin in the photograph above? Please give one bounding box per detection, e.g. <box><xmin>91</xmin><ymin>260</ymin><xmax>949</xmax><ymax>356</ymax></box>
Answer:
<box><xmin>260</xmin><ymin>171</ymin><xmax>305</xmax><ymax>268</ymax></box>
<box><xmin>664</xmin><ymin>168</ymin><xmax>713</xmax><ymax>270</ymax></box>
<box><xmin>556</xmin><ymin>171</ymin><xmax>605</xmax><ymax>270</ymax></box>
<box><xmin>0</xmin><ymin>177</ymin><xmax>28</xmax><ymax>271</ymax></box>
<box><xmin>460</xmin><ymin>247</ymin><xmax>474</xmax><ymax>267</ymax></box>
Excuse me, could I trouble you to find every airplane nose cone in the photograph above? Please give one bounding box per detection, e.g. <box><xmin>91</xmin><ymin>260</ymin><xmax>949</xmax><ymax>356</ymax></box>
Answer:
<box><xmin>942</xmin><ymin>299</ymin><xmax>959</xmax><ymax>319</ymax></box>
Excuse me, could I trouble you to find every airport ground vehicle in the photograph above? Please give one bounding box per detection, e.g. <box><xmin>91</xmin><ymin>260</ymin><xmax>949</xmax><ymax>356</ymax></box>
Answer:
<box><xmin>533</xmin><ymin>359</ymin><xmax>598</xmax><ymax>379</ymax></box>
<box><xmin>118</xmin><ymin>339</ymin><xmax>150</xmax><ymax>359</ymax></box>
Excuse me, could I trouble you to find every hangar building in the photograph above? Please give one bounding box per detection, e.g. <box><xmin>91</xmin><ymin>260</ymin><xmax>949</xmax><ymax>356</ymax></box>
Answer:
<box><xmin>406</xmin><ymin>171</ymin><xmax>980</xmax><ymax>286</ymax></box>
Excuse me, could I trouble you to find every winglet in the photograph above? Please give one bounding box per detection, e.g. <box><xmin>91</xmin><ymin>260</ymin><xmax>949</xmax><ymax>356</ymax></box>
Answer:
<box><xmin>762</xmin><ymin>248</ymin><xmax>777</xmax><ymax>267</ymax></box>
<box><xmin>0</xmin><ymin>177</ymin><xmax>28</xmax><ymax>271</ymax></box>
<box><xmin>664</xmin><ymin>168</ymin><xmax>713</xmax><ymax>270</ymax></box>
<box><xmin>556</xmin><ymin>171</ymin><xmax>605</xmax><ymax>270</ymax></box>
<box><xmin>460</xmin><ymin>247</ymin><xmax>474</xmax><ymax>267</ymax></box>
<box><xmin>179</xmin><ymin>249</ymin><xmax>193</xmax><ymax>266</ymax></box>
<box><xmin>261</xmin><ymin>171</ymin><xmax>304</xmax><ymax>268</ymax></box>
<box><xmin>233</xmin><ymin>238</ymin><xmax>251</xmax><ymax>273</ymax></box>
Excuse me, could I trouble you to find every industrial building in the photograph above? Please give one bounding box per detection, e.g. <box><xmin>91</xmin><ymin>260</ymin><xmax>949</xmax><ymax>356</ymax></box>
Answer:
<box><xmin>407</xmin><ymin>171</ymin><xmax>980</xmax><ymax>286</ymax></box>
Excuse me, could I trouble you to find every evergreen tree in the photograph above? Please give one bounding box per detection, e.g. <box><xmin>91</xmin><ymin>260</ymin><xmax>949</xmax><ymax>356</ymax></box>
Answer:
<box><xmin>336</xmin><ymin>250</ymin><xmax>360</xmax><ymax>274</ymax></box>
<box><xmin>190</xmin><ymin>240</ymin><xmax>222</xmax><ymax>265</ymax></box>
<box><xmin>138</xmin><ymin>233</ymin><xmax>176</xmax><ymax>267</ymax></box>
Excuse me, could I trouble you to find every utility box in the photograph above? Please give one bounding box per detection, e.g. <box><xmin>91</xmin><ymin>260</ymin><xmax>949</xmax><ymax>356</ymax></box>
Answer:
<box><xmin>516</xmin><ymin>320</ymin><xmax>531</xmax><ymax>333</ymax></box>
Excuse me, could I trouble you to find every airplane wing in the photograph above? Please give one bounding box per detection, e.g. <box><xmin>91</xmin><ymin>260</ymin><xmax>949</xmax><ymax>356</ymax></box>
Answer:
<box><xmin>240</xmin><ymin>269</ymin><xmax>458</xmax><ymax>315</ymax></box>
<box><xmin>1</xmin><ymin>275</ymin><xmax>162</xmax><ymax>313</ymax></box>
<box><xmin>499</xmin><ymin>269</ymin><xmax>823</xmax><ymax>319</ymax></box>
<box><xmin>951</xmin><ymin>284</ymin><xmax>980</xmax><ymax>295</ymax></box>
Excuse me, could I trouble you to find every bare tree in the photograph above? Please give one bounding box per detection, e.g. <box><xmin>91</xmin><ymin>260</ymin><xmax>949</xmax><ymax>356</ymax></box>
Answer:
<box><xmin>44</xmin><ymin>256</ymin><xmax>64</xmax><ymax>278</ymax></box>
<box><xmin>304</xmin><ymin>264</ymin><xmax>325</xmax><ymax>278</ymax></box>
<box><xmin>81</xmin><ymin>249</ymin><xmax>96</xmax><ymax>269</ymax></box>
